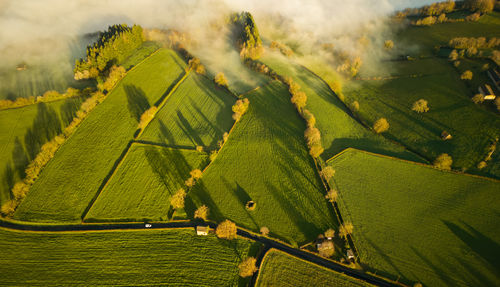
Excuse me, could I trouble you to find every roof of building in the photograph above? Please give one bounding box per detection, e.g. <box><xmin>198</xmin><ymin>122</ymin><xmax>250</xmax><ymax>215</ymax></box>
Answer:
<box><xmin>196</xmin><ymin>226</ymin><xmax>210</xmax><ymax>232</ymax></box>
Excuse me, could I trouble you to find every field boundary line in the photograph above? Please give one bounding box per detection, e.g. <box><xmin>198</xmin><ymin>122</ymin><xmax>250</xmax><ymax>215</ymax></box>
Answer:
<box><xmin>326</xmin><ymin>147</ymin><xmax>500</xmax><ymax>183</ymax></box>
<box><xmin>135</xmin><ymin>70</ymin><xmax>190</xmax><ymax>139</ymax></box>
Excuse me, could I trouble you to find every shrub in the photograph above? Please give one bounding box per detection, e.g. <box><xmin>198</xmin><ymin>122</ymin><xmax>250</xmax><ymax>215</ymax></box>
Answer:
<box><xmin>232</xmin><ymin>98</ymin><xmax>250</xmax><ymax>121</ymax></box>
<box><xmin>433</xmin><ymin>153</ymin><xmax>453</xmax><ymax>170</ymax></box>
<box><xmin>373</xmin><ymin>118</ymin><xmax>389</xmax><ymax>133</ymax></box>
<box><xmin>449</xmin><ymin>49</ymin><xmax>458</xmax><ymax>61</ymax></box>
<box><xmin>11</xmin><ymin>182</ymin><xmax>29</xmax><ymax>201</ymax></box>
<box><xmin>412</xmin><ymin>99</ymin><xmax>429</xmax><ymax>113</ymax></box>
<box><xmin>185</xmin><ymin>177</ymin><xmax>195</xmax><ymax>187</ymax></box>
<box><xmin>350</xmin><ymin>101</ymin><xmax>360</xmax><ymax>112</ymax></box>
<box><xmin>194</xmin><ymin>205</ymin><xmax>209</xmax><ymax>220</ymax></box>
<box><xmin>325</xmin><ymin>189</ymin><xmax>338</xmax><ymax>202</ymax></box>
<box><xmin>302</xmin><ymin>109</ymin><xmax>316</xmax><ymax>128</ymax></box>
<box><xmin>304</xmin><ymin>127</ymin><xmax>321</xmax><ymax>147</ymax></box>
<box><xmin>188</xmin><ymin>58</ymin><xmax>206</xmax><ymax>75</ymax></box>
<box><xmin>291</xmin><ymin>91</ymin><xmax>307</xmax><ymax>110</ymax></box>
<box><xmin>461</xmin><ymin>70</ymin><xmax>473</xmax><ymax>80</ymax></box>
<box><xmin>477</xmin><ymin>161</ymin><xmax>487</xmax><ymax>169</ymax></box>
<box><xmin>260</xmin><ymin>226</ymin><xmax>270</xmax><ymax>236</ymax></box>
<box><xmin>214</xmin><ymin>72</ymin><xmax>228</xmax><ymax>88</ymax></box>
<box><xmin>238</xmin><ymin>257</ymin><xmax>258</xmax><ymax>277</ymax></box>
<box><xmin>324</xmin><ymin>228</ymin><xmax>335</xmax><ymax>239</ymax></box>
<box><xmin>216</xmin><ymin>219</ymin><xmax>237</xmax><ymax>240</ymax></box>
<box><xmin>138</xmin><ymin>106</ymin><xmax>158</xmax><ymax>129</ymax></box>
<box><xmin>170</xmin><ymin>188</ymin><xmax>186</xmax><ymax>210</ymax></box>
<box><xmin>1</xmin><ymin>200</ymin><xmax>17</xmax><ymax>217</ymax></box>
<box><xmin>339</xmin><ymin>222</ymin><xmax>354</xmax><ymax>238</ymax></box>
<box><xmin>190</xmin><ymin>169</ymin><xmax>203</xmax><ymax>180</ymax></box>
<box><xmin>309</xmin><ymin>144</ymin><xmax>324</xmax><ymax>158</ymax></box>
<box><xmin>472</xmin><ymin>94</ymin><xmax>485</xmax><ymax>104</ymax></box>
<box><xmin>320</xmin><ymin>166</ymin><xmax>335</xmax><ymax>182</ymax></box>
<box><xmin>318</xmin><ymin>240</ymin><xmax>335</xmax><ymax>257</ymax></box>
<box><xmin>464</xmin><ymin>0</ymin><xmax>494</xmax><ymax>13</ymax></box>
<box><xmin>384</xmin><ymin>40</ymin><xmax>394</xmax><ymax>50</ymax></box>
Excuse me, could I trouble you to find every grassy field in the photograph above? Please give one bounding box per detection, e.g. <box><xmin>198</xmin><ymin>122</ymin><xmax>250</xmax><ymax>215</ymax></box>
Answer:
<box><xmin>261</xmin><ymin>52</ymin><xmax>423</xmax><ymax>162</ymax></box>
<box><xmin>140</xmin><ymin>73</ymin><xmax>236</xmax><ymax>149</ymax></box>
<box><xmin>189</xmin><ymin>81</ymin><xmax>337</xmax><ymax>245</ymax></box>
<box><xmin>0</xmin><ymin>227</ymin><xmax>258</xmax><ymax>286</ymax></box>
<box><xmin>396</xmin><ymin>11</ymin><xmax>500</xmax><ymax>56</ymax></box>
<box><xmin>344</xmin><ymin>55</ymin><xmax>500</xmax><ymax>177</ymax></box>
<box><xmin>121</xmin><ymin>41</ymin><xmax>161</xmax><ymax>71</ymax></box>
<box><xmin>0</xmin><ymin>98</ymin><xmax>85</xmax><ymax>205</ymax></box>
<box><xmin>85</xmin><ymin>144</ymin><xmax>208</xmax><ymax>222</ymax></box>
<box><xmin>14</xmin><ymin>49</ymin><xmax>186</xmax><ymax>222</ymax></box>
<box><xmin>327</xmin><ymin>149</ymin><xmax>500</xmax><ymax>287</ymax></box>
<box><xmin>256</xmin><ymin>249</ymin><xmax>373</xmax><ymax>287</ymax></box>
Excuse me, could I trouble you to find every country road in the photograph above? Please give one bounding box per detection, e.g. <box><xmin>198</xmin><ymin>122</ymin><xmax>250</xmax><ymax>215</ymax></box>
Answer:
<box><xmin>0</xmin><ymin>219</ymin><xmax>399</xmax><ymax>287</ymax></box>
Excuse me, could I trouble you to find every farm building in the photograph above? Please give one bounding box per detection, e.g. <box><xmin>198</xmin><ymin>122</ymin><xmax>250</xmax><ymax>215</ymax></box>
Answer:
<box><xmin>196</xmin><ymin>226</ymin><xmax>210</xmax><ymax>236</ymax></box>
<box><xmin>441</xmin><ymin>131</ymin><xmax>452</xmax><ymax>140</ymax></box>
<box><xmin>478</xmin><ymin>84</ymin><xmax>496</xmax><ymax>100</ymax></box>
<box><xmin>487</xmin><ymin>69</ymin><xmax>500</xmax><ymax>90</ymax></box>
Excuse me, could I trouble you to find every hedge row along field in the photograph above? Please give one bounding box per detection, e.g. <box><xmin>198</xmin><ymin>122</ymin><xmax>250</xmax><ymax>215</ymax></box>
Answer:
<box><xmin>0</xmin><ymin>227</ymin><xmax>258</xmax><ymax>286</ymax></box>
<box><xmin>327</xmin><ymin>149</ymin><xmax>500</xmax><ymax>287</ymax></box>
<box><xmin>260</xmin><ymin>53</ymin><xmax>423</xmax><ymax>163</ymax></box>
<box><xmin>139</xmin><ymin>73</ymin><xmax>236</xmax><ymax>149</ymax></box>
<box><xmin>14</xmin><ymin>49</ymin><xmax>186</xmax><ymax>223</ymax></box>
<box><xmin>256</xmin><ymin>249</ymin><xmax>373</xmax><ymax>287</ymax></box>
<box><xmin>189</xmin><ymin>81</ymin><xmax>337</xmax><ymax>245</ymax></box>
<box><xmin>0</xmin><ymin>97</ymin><xmax>85</xmax><ymax>205</ymax></box>
<box><xmin>85</xmin><ymin>144</ymin><xmax>208</xmax><ymax>222</ymax></box>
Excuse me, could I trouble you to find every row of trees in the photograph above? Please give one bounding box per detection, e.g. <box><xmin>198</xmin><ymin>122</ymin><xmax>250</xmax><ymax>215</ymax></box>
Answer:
<box><xmin>232</xmin><ymin>98</ymin><xmax>250</xmax><ymax>121</ymax></box>
<box><xmin>406</xmin><ymin>0</ymin><xmax>455</xmax><ymax>16</ymax></box>
<box><xmin>270</xmin><ymin>41</ymin><xmax>294</xmax><ymax>57</ymax></box>
<box><xmin>463</xmin><ymin>0</ymin><xmax>495</xmax><ymax>13</ymax></box>
<box><xmin>0</xmin><ymin>87</ymin><xmax>90</xmax><ymax>110</ymax></box>
<box><xmin>1</xmin><ymin>90</ymin><xmax>109</xmax><ymax>217</ymax></box>
<box><xmin>74</xmin><ymin>24</ymin><xmax>144</xmax><ymax>80</ymax></box>
<box><xmin>449</xmin><ymin>37</ymin><xmax>500</xmax><ymax>49</ymax></box>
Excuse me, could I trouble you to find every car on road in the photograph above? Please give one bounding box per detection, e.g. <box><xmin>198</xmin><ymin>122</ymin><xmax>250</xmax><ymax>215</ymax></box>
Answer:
<box><xmin>145</xmin><ymin>224</ymin><xmax>152</xmax><ymax>228</ymax></box>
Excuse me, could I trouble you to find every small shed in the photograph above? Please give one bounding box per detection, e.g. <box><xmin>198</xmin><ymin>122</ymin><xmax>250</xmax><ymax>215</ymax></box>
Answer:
<box><xmin>346</xmin><ymin>249</ymin><xmax>355</xmax><ymax>261</ymax></box>
<box><xmin>196</xmin><ymin>225</ymin><xmax>210</xmax><ymax>236</ymax></box>
<box><xmin>441</xmin><ymin>131</ymin><xmax>452</xmax><ymax>140</ymax></box>
<box><xmin>478</xmin><ymin>84</ymin><xmax>496</xmax><ymax>100</ymax></box>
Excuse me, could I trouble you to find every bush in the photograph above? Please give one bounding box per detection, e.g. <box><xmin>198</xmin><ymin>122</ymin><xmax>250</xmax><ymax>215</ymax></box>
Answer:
<box><xmin>472</xmin><ymin>94</ymin><xmax>485</xmax><ymax>104</ymax></box>
<box><xmin>216</xmin><ymin>219</ymin><xmax>237</xmax><ymax>240</ymax></box>
<box><xmin>339</xmin><ymin>222</ymin><xmax>354</xmax><ymax>238</ymax></box>
<box><xmin>449</xmin><ymin>49</ymin><xmax>458</xmax><ymax>61</ymax></box>
<box><xmin>188</xmin><ymin>58</ymin><xmax>206</xmax><ymax>75</ymax></box>
<box><xmin>190</xmin><ymin>169</ymin><xmax>203</xmax><ymax>179</ymax></box>
<box><xmin>461</xmin><ymin>70</ymin><xmax>473</xmax><ymax>80</ymax></box>
<box><xmin>350</xmin><ymin>101</ymin><xmax>360</xmax><ymax>112</ymax></box>
<box><xmin>477</xmin><ymin>161</ymin><xmax>487</xmax><ymax>169</ymax></box>
<box><xmin>318</xmin><ymin>240</ymin><xmax>335</xmax><ymax>257</ymax></box>
<box><xmin>238</xmin><ymin>257</ymin><xmax>258</xmax><ymax>277</ymax></box>
<box><xmin>260</xmin><ymin>226</ymin><xmax>270</xmax><ymax>236</ymax></box>
<box><xmin>320</xmin><ymin>166</ymin><xmax>335</xmax><ymax>182</ymax></box>
<box><xmin>412</xmin><ymin>99</ymin><xmax>429</xmax><ymax>113</ymax></box>
<box><xmin>433</xmin><ymin>153</ymin><xmax>453</xmax><ymax>170</ymax></box>
<box><xmin>194</xmin><ymin>205</ymin><xmax>209</xmax><ymax>220</ymax></box>
<box><xmin>302</xmin><ymin>109</ymin><xmax>316</xmax><ymax>128</ymax></box>
<box><xmin>291</xmin><ymin>91</ymin><xmax>307</xmax><ymax>110</ymax></box>
<box><xmin>214</xmin><ymin>72</ymin><xmax>228</xmax><ymax>88</ymax></box>
<box><xmin>373</xmin><ymin>118</ymin><xmax>389</xmax><ymax>133</ymax></box>
<box><xmin>138</xmin><ymin>106</ymin><xmax>158</xmax><ymax>129</ymax></box>
<box><xmin>325</xmin><ymin>189</ymin><xmax>338</xmax><ymax>203</ymax></box>
<box><xmin>1</xmin><ymin>200</ymin><xmax>16</xmax><ymax>217</ymax></box>
<box><xmin>170</xmin><ymin>188</ymin><xmax>186</xmax><ymax>210</ymax></box>
<box><xmin>384</xmin><ymin>40</ymin><xmax>394</xmax><ymax>50</ymax></box>
<box><xmin>464</xmin><ymin>0</ymin><xmax>494</xmax><ymax>13</ymax></box>
<box><xmin>309</xmin><ymin>144</ymin><xmax>324</xmax><ymax>158</ymax></box>
<box><xmin>304</xmin><ymin>127</ymin><xmax>321</xmax><ymax>148</ymax></box>
<box><xmin>324</xmin><ymin>228</ymin><xmax>335</xmax><ymax>239</ymax></box>
<box><xmin>232</xmin><ymin>98</ymin><xmax>250</xmax><ymax>121</ymax></box>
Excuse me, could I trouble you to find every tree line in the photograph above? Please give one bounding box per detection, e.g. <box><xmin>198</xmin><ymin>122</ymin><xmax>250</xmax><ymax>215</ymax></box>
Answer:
<box><xmin>229</xmin><ymin>12</ymin><xmax>264</xmax><ymax>60</ymax></box>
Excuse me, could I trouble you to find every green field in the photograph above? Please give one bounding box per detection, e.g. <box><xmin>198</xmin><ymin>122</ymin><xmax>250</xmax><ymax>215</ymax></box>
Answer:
<box><xmin>327</xmin><ymin>149</ymin><xmax>500</xmax><ymax>287</ymax></box>
<box><xmin>345</xmin><ymin>56</ymin><xmax>500</xmax><ymax>177</ymax></box>
<box><xmin>140</xmin><ymin>73</ymin><xmax>236</xmax><ymax>149</ymax></box>
<box><xmin>261</xmin><ymin>52</ymin><xmax>423</xmax><ymax>162</ymax></box>
<box><xmin>0</xmin><ymin>227</ymin><xmax>257</xmax><ymax>286</ymax></box>
<box><xmin>0</xmin><ymin>98</ymin><xmax>85</xmax><ymax>205</ymax></box>
<box><xmin>85</xmin><ymin>144</ymin><xmax>208</xmax><ymax>222</ymax></box>
<box><xmin>121</xmin><ymin>41</ymin><xmax>161</xmax><ymax>71</ymax></box>
<box><xmin>256</xmin><ymin>249</ymin><xmax>373</xmax><ymax>287</ymax></box>
<box><xmin>14</xmin><ymin>49</ymin><xmax>186</xmax><ymax>222</ymax></box>
<box><xmin>189</xmin><ymin>81</ymin><xmax>337</xmax><ymax>245</ymax></box>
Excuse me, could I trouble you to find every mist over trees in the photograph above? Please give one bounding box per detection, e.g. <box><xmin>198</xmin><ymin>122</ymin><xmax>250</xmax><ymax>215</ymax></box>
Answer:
<box><xmin>230</xmin><ymin>12</ymin><xmax>263</xmax><ymax>60</ymax></box>
<box><xmin>74</xmin><ymin>24</ymin><xmax>144</xmax><ymax>80</ymax></box>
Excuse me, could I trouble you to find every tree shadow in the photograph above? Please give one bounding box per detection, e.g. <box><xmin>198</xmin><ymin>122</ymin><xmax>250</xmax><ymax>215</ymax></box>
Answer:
<box><xmin>23</xmin><ymin>102</ymin><xmax>62</xmax><ymax>160</ymax></box>
<box><xmin>59</xmin><ymin>97</ymin><xmax>86</xmax><ymax>126</ymax></box>
<box><xmin>124</xmin><ymin>84</ymin><xmax>150</xmax><ymax>122</ymax></box>
<box><xmin>12</xmin><ymin>137</ymin><xmax>28</xmax><ymax>179</ymax></box>
<box><xmin>176</xmin><ymin>110</ymin><xmax>204</xmax><ymax>147</ymax></box>
<box><xmin>1</xmin><ymin>162</ymin><xmax>14</xmax><ymax>203</ymax></box>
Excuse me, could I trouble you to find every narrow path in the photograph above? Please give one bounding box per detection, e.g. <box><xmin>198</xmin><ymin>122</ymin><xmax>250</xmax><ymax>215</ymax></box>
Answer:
<box><xmin>0</xmin><ymin>218</ymin><xmax>399</xmax><ymax>287</ymax></box>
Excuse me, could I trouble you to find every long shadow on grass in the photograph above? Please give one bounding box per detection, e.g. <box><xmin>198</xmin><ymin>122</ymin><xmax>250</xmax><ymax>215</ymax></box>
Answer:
<box><xmin>124</xmin><ymin>84</ymin><xmax>150</xmax><ymax>122</ymax></box>
<box><xmin>24</xmin><ymin>102</ymin><xmax>62</xmax><ymax>160</ymax></box>
<box><xmin>176</xmin><ymin>110</ymin><xmax>204</xmax><ymax>147</ymax></box>
<box><xmin>443</xmin><ymin>220</ymin><xmax>500</xmax><ymax>272</ymax></box>
<box><xmin>1</xmin><ymin>162</ymin><xmax>14</xmax><ymax>202</ymax></box>
<box><xmin>59</xmin><ymin>96</ymin><xmax>86</xmax><ymax>126</ymax></box>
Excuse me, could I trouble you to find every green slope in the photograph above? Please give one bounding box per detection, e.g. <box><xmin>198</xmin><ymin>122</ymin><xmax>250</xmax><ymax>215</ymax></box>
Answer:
<box><xmin>328</xmin><ymin>149</ymin><xmax>500</xmax><ymax>287</ymax></box>
<box><xmin>189</xmin><ymin>81</ymin><xmax>337</xmax><ymax>245</ymax></box>
<box><xmin>0</xmin><ymin>227</ymin><xmax>257</xmax><ymax>286</ymax></box>
<box><xmin>261</xmin><ymin>53</ymin><xmax>422</xmax><ymax>162</ymax></box>
<box><xmin>14</xmin><ymin>49</ymin><xmax>186</xmax><ymax>222</ymax></box>
<box><xmin>140</xmin><ymin>73</ymin><xmax>236</xmax><ymax>149</ymax></box>
<box><xmin>256</xmin><ymin>249</ymin><xmax>373</xmax><ymax>287</ymax></box>
<box><xmin>85</xmin><ymin>144</ymin><xmax>208</xmax><ymax>222</ymax></box>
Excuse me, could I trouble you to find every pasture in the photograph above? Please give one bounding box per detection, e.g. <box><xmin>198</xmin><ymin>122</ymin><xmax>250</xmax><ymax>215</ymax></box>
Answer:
<box><xmin>140</xmin><ymin>73</ymin><xmax>236</xmax><ymax>149</ymax></box>
<box><xmin>0</xmin><ymin>227</ymin><xmax>258</xmax><ymax>286</ymax></box>
<box><xmin>14</xmin><ymin>49</ymin><xmax>186</xmax><ymax>222</ymax></box>
<box><xmin>256</xmin><ymin>249</ymin><xmax>373</xmax><ymax>287</ymax></box>
<box><xmin>328</xmin><ymin>149</ymin><xmax>500</xmax><ymax>287</ymax></box>
<box><xmin>0</xmin><ymin>98</ymin><xmax>85</xmax><ymax>205</ymax></box>
<box><xmin>261</xmin><ymin>52</ymin><xmax>422</xmax><ymax>162</ymax></box>
<box><xmin>85</xmin><ymin>144</ymin><xmax>208</xmax><ymax>222</ymax></box>
<box><xmin>189</xmin><ymin>81</ymin><xmax>337</xmax><ymax>245</ymax></box>
<box><xmin>344</xmin><ymin>57</ymin><xmax>500</xmax><ymax>177</ymax></box>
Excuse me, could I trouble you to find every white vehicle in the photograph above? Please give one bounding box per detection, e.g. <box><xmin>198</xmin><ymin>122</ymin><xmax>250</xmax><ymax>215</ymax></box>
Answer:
<box><xmin>145</xmin><ymin>224</ymin><xmax>152</xmax><ymax>228</ymax></box>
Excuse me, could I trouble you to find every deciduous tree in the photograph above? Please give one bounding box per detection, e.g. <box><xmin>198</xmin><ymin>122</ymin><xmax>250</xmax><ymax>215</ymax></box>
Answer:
<box><xmin>373</xmin><ymin>118</ymin><xmax>389</xmax><ymax>133</ymax></box>
<box><xmin>194</xmin><ymin>205</ymin><xmax>209</xmax><ymax>220</ymax></box>
<box><xmin>216</xmin><ymin>219</ymin><xmax>237</xmax><ymax>239</ymax></box>
<box><xmin>238</xmin><ymin>257</ymin><xmax>258</xmax><ymax>277</ymax></box>
<box><xmin>433</xmin><ymin>153</ymin><xmax>453</xmax><ymax>170</ymax></box>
